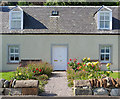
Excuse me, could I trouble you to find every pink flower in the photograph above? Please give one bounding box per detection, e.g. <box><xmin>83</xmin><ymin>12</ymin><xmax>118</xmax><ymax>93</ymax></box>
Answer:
<box><xmin>83</xmin><ymin>64</ymin><xmax>86</xmax><ymax>66</ymax></box>
<box><xmin>34</xmin><ymin>71</ymin><xmax>35</xmax><ymax>73</ymax></box>
<box><xmin>92</xmin><ymin>65</ymin><xmax>94</xmax><ymax>68</ymax></box>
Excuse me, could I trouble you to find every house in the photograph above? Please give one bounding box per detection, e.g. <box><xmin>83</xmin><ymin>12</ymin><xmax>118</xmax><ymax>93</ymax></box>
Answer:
<box><xmin>0</xmin><ymin>6</ymin><xmax>120</xmax><ymax>71</ymax></box>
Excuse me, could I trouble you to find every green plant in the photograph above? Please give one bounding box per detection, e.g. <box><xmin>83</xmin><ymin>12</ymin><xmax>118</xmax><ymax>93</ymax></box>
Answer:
<box><xmin>36</xmin><ymin>74</ymin><xmax>48</xmax><ymax>80</ymax></box>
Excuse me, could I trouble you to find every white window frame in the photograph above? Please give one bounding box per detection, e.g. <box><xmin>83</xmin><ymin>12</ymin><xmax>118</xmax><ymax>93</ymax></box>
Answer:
<box><xmin>97</xmin><ymin>11</ymin><xmax>112</xmax><ymax>30</ymax></box>
<box><xmin>9</xmin><ymin>10</ymin><xmax>23</xmax><ymax>30</ymax></box>
<box><xmin>99</xmin><ymin>45</ymin><xmax>112</xmax><ymax>63</ymax></box>
<box><xmin>8</xmin><ymin>45</ymin><xmax>20</xmax><ymax>63</ymax></box>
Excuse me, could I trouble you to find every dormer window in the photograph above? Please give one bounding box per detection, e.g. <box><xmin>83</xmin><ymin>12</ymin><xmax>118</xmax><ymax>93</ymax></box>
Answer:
<box><xmin>99</xmin><ymin>11</ymin><xmax>112</xmax><ymax>30</ymax></box>
<box><xmin>9</xmin><ymin>6</ymin><xmax>23</xmax><ymax>30</ymax></box>
<box><xmin>52</xmin><ymin>11</ymin><xmax>59</xmax><ymax>16</ymax></box>
<box><xmin>95</xmin><ymin>6</ymin><xmax>112</xmax><ymax>30</ymax></box>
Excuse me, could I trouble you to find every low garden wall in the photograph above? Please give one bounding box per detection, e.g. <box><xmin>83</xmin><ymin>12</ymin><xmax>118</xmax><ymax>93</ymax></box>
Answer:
<box><xmin>74</xmin><ymin>77</ymin><xmax>120</xmax><ymax>96</ymax></box>
<box><xmin>0</xmin><ymin>79</ymin><xmax>39</xmax><ymax>95</ymax></box>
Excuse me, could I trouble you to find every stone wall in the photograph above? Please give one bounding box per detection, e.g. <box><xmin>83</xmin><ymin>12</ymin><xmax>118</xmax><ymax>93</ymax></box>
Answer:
<box><xmin>0</xmin><ymin>79</ymin><xmax>39</xmax><ymax>95</ymax></box>
<box><xmin>74</xmin><ymin>77</ymin><xmax>120</xmax><ymax>96</ymax></box>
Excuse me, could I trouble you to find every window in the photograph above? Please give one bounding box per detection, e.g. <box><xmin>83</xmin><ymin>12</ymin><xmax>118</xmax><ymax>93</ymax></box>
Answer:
<box><xmin>98</xmin><ymin>11</ymin><xmax>112</xmax><ymax>30</ymax></box>
<box><xmin>8</xmin><ymin>45</ymin><xmax>19</xmax><ymax>63</ymax></box>
<box><xmin>9</xmin><ymin>11</ymin><xmax>23</xmax><ymax>29</ymax></box>
<box><xmin>100</xmin><ymin>45</ymin><xmax>111</xmax><ymax>63</ymax></box>
<box><xmin>52</xmin><ymin>11</ymin><xmax>59</xmax><ymax>16</ymax></box>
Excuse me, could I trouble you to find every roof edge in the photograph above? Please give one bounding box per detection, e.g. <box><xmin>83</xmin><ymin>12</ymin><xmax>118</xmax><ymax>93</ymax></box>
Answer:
<box><xmin>0</xmin><ymin>6</ymin><xmax>119</xmax><ymax>8</ymax></box>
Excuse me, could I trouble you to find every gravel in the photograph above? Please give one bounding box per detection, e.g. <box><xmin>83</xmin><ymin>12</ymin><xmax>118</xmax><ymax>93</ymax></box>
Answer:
<box><xmin>40</xmin><ymin>72</ymin><xmax>73</xmax><ymax>96</ymax></box>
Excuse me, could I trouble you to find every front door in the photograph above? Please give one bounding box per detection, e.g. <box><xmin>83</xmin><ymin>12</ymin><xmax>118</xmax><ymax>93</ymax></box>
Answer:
<box><xmin>52</xmin><ymin>45</ymin><xmax>67</xmax><ymax>70</ymax></box>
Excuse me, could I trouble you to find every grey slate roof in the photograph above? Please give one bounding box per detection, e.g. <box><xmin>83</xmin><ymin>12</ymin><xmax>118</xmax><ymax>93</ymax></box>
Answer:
<box><xmin>0</xmin><ymin>6</ymin><xmax>120</xmax><ymax>34</ymax></box>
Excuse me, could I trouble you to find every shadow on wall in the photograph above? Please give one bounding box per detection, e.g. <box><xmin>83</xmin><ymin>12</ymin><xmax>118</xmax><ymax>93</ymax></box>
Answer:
<box><xmin>112</xmin><ymin>17</ymin><xmax>120</xmax><ymax>30</ymax></box>
<box><xmin>24</xmin><ymin>12</ymin><xmax>48</xmax><ymax>29</ymax></box>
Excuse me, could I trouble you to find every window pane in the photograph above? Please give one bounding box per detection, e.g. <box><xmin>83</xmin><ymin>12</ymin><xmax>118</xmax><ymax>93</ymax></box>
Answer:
<box><xmin>11</xmin><ymin>12</ymin><xmax>21</xmax><ymax>19</ymax></box>
<box><xmin>105</xmin><ymin>21</ymin><xmax>109</xmax><ymax>28</ymax></box>
<box><xmin>101</xmin><ymin>54</ymin><xmax>104</xmax><ymax>60</ymax></box>
<box><xmin>101</xmin><ymin>48</ymin><xmax>105</xmax><ymax>53</ymax></box>
<box><xmin>10</xmin><ymin>48</ymin><xmax>14</xmax><ymax>53</ymax></box>
<box><xmin>105</xmin><ymin>16</ymin><xmax>109</xmax><ymax>20</ymax></box>
<box><xmin>106</xmin><ymin>48</ymin><xmax>109</xmax><ymax>53</ymax></box>
<box><xmin>15</xmin><ymin>54</ymin><xmax>19</xmax><ymax>61</ymax></box>
<box><xmin>11</xmin><ymin>20</ymin><xmax>21</xmax><ymax>29</ymax></box>
<box><xmin>10</xmin><ymin>54</ymin><xmax>14</xmax><ymax>61</ymax></box>
<box><xmin>105</xmin><ymin>54</ymin><xmax>109</xmax><ymax>61</ymax></box>
<box><xmin>15</xmin><ymin>48</ymin><xmax>19</xmax><ymax>53</ymax></box>
<box><xmin>100</xmin><ymin>16</ymin><xmax>104</xmax><ymax>20</ymax></box>
<box><xmin>100</xmin><ymin>21</ymin><xmax>104</xmax><ymax>28</ymax></box>
<box><xmin>105</xmin><ymin>13</ymin><xmax>109</xmax><ymax>17</ymax></box>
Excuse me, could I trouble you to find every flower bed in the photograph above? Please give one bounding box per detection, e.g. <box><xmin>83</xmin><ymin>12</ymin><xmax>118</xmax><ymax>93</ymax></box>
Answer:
<box><xmin>67</xmin><ymin>57</ymin><xmax>113</xmax><ymax>87</ymax></box>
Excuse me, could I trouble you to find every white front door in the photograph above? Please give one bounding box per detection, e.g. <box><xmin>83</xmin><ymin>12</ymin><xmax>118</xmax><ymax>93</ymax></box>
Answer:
<box><xmin>52</xmin><ymin>45</ymin><xmax>67</xmax><ymax>70</ymax></box>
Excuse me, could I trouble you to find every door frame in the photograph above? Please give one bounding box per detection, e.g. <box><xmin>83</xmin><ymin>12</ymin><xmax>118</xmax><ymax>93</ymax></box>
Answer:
<box><xmin>51</xmin><ymin>44</ymin><xmax>69</xmax><ymax>70</ymax></box>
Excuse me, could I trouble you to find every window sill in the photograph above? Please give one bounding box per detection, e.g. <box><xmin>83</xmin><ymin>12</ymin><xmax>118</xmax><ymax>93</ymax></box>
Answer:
<box><xmin>7</xmin><ymin>62</ymin><xmax>19</xmax><ymax>64</ymax></box>
<box><xmin>49</xmin><ymin>16</ymin><xmax>60</xmax><ymax>18</ymax></box>
<box><xmin>100</xmin><ymin>62</ymin><xmax>112</xmax><ymax>65</ymax></box>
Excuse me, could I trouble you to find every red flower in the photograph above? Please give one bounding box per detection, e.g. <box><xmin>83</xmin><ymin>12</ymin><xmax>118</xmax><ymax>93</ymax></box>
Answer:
<box><xmin>77</xmin><ymin>63</ymin><xmax>80</xmax><ymax>65</ymax></box>
<box><xmin>69</xmin><ymin>59</ymin><xmax>72</xmax><ymax>61</ymax></box>
<box><xmin>36</xmin><ymin>68</ymin><xmax>38</xmax><ymax>70</ymax></box>
<box><xmin>83</xmin><ymin>64</ymin><xmax>86</xmax><ymax>66</ymax></box>
<box><xmin>39</xmin><ymin>69</ymin><xmax>42</xmax><ymax>72</ymax></box>
<box><xmin>34</xmin><ymin>71</ymin><xmax>35</xmax><ymax>73</ymax></box>
<box><xmin>67</xmin><ymin>62</ymin><xmax>70</xmax><ymax>64</ymax></box>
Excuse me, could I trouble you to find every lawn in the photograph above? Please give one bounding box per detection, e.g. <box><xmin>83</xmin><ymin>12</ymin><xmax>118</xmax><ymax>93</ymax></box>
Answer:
<box><xmin>110</xmin><ymin>72</ymin><xmax>120</xmax><ymax>79</ymax></box>
<box><xmin>0</xmin><ymin>71</ymin><xmax>15</xmax><ymax>80</ymax></box>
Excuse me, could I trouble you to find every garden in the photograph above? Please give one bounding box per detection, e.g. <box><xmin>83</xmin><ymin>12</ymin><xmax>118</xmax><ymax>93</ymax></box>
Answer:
<box><xmin>0</xmin><ymin>61</ymin><xmax>53</xmax><ymax>95</ymax></box>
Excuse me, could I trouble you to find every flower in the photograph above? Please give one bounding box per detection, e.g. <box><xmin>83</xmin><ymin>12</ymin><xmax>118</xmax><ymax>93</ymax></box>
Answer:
<box><xmin>92</xmin><ymin>65</ymin><xmax>94</xmax><ymax>68</ymax></box>
<box><xmin>69</xmin><ymin>59</ymin><xmax>72</xmax><ymax>61</ymax></box>
<box><xmin>106</xmin><ymin>63</ymin><xmax>111</xmax><ymax>67</ymax></box>
<box><xmin>74</xmin><ymin>58</ymin><xmax>76</xmax><ymax>62</ymax></box>
<box><xmin>83</xmin><ymin>64</ymin><xmax>86</xmax><ymax>66</ymax></box>
<box><xmin>18</xmin><ymin>73</ymin><xmax>22</xmax><ymax>75</ymax></box>
<box><xmin>83</xmin><ymin>69</ymin><xmax>85</xmax><ymax>71</ymax></box>
<box><xmin>79</xmin><ymin>66</ymin><xmax>82</xmax><ymax>69</ymax></box>
<box><xmin>77</xmin><ymin>67</ymin><xmax>79</xmax><ymax>70</ymax></box>
<box><xmin>16</xmin><ymin>74</ymin><xmax>18</xmax><ymax>76</ymax></box>
<box><xmin>39</xmin><ymin>69</ymin><xmax>42</xmax><ymax>72</ymax></box>
<box><xmin>67</xmin><ymin>62</ymin><xmax>70</xmax><ymax>64</ymax></box>
<box><xmin>88</xmin><ymin>58</ymin><xmax>90</xmax><ymax>61</ymax></box>
<box><xmin>36</xmin><ymin>68</ymin><xmax>38</xmax><ymax>70</ymax></box>
<box><xmin>34</xmin><ymin>71</ymin><xmax>36</xmax><ymax>73</ymax></box>
<box><xmin>77</xmin><ymin>63</ymin><xmax>80</xmax><ymax>65</ymax></box>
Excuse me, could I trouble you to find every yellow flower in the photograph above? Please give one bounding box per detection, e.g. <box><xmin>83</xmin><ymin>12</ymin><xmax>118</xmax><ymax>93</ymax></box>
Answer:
<box><xmin>18</xmin><ymin>73</ymin><xmax>22</xmax><ymax>75</ymax></box>
<box><xmin>106</xmin><ymin>71</ymin><xmax>110</xmax><ymax>74</ymax></box>
<box><xmin>106</xmin><ymin>63</ymin><xmax>111</xmax><ymax>67</ymax></box>
<box><xmin>17</xmin><ymin>67</ymin><xmax>19</xmax><ymax>70</ymax></box>
<box><xmin>88</xmin><ymin>58</ymin><xmax>90</xmax><ymax>61</ymax></box>
<box><xmin>16</xmin><ymin>74</ymin><xmax>18</xmax><ymax>76</ymax></box>
<box><xmin>88</xmin><ymin>74</ymin><xmax>93</xmax><ymax>78</ymax></box>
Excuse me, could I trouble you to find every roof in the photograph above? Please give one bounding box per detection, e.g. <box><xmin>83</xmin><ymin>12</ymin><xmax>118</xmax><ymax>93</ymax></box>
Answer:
<box><xmin>1</xmin><ymin>6</ymin><xmax>120</xmax><ymax>34</ymax></box>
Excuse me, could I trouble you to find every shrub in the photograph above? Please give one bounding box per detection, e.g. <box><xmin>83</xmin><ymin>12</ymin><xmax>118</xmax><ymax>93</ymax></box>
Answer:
<box><xmin>13</xmin><ymin>61</ymin><xmax>53</xmax><ymax>80</ymax></box>
<box><xmin>27</xmin><ymin>62</ymin><xmax>53</xmax><ymax>77</ymax></box>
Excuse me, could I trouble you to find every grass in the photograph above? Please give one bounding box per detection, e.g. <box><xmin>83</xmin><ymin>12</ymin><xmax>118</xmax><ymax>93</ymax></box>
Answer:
<box><xmin>110</xmin><ymin>72</ymin><xmax>120</xmax><ymax>79</ymax></box>
<box><xmin>0</xmin><ymin>71</ymin><xmax>15</xmax><ymax>80</ymax></box>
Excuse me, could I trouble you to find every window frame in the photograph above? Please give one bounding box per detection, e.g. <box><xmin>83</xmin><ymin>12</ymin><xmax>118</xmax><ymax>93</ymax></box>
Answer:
<box><xmin>98</xmin><ymin>11</ymin><xmax>112</xmax><ymax>30</ymax></box>
<box><xmin>99</xmin><ymin>45</ymin><xmax>112</xmax><ymax>63</ymax></box>
<box><xmin>8</xmin><ymin>45</ymin><xmax>20</xmax><ymax>63</ymax></box>
<box><xmin>9</xmin><ymin>10</ymin><xmax>23</xmax><ymax>30</ymax></box>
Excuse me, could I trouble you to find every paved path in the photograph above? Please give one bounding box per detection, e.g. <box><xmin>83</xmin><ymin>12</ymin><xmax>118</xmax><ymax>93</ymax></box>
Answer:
<box><xmin>40</xmin><ymin>72</ymin><xmax>73</xmax><ymax>96</ymax></box>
